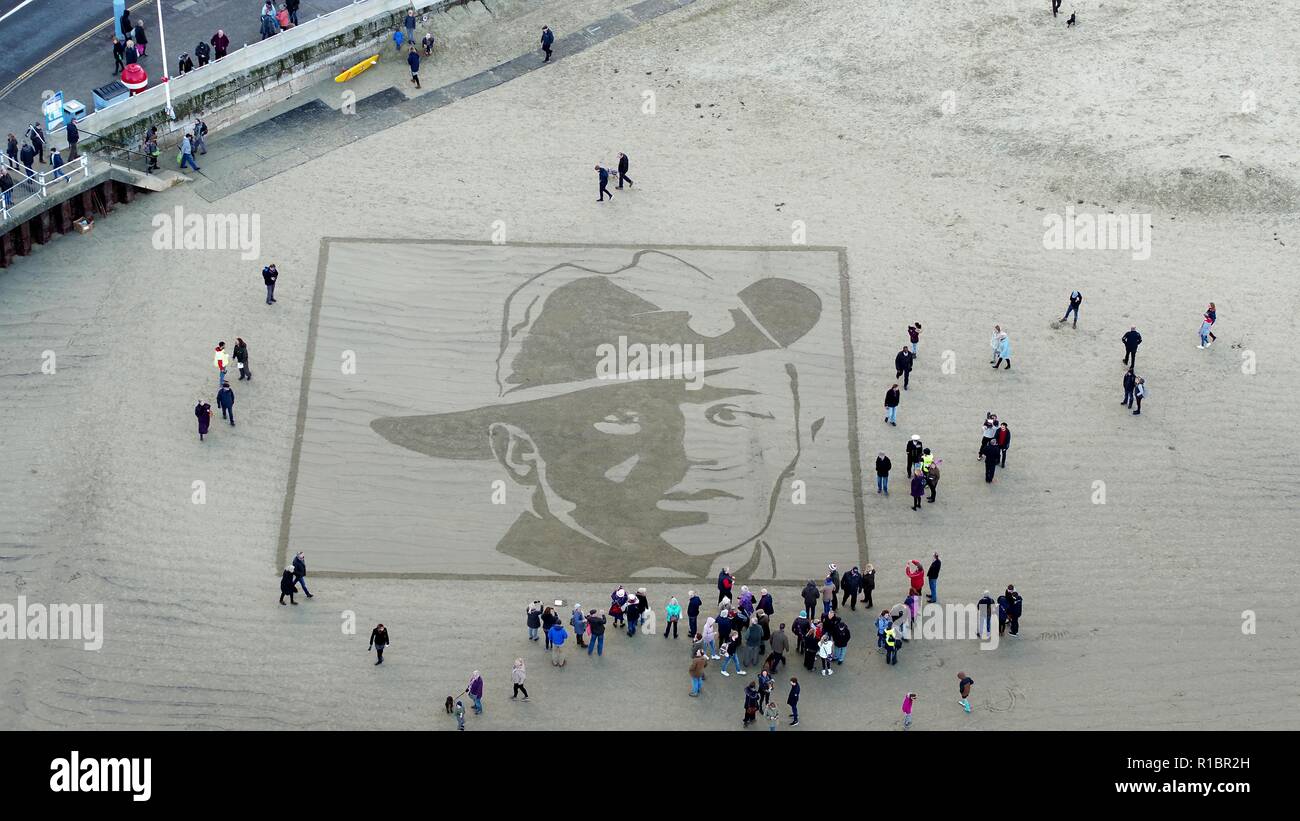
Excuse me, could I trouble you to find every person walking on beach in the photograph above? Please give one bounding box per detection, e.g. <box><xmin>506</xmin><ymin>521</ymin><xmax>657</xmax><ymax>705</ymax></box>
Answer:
<box><xmin>1052</xmin><ymin>0</ymin><xmax>1063</xmax><ymax>17</ymax></box>
<box><xmin>195</xmin><ymin>399</ymin><xmax>212</xmax><ymax>441</ymax></box>
<box><xmin>617</xmin><ymin>152</ymin><xmax>633</xmax><ymax>189</ymax></box>
<box><xmin>511</xmin><ymin>659</ymin><xmax>530</xmax><ymax>700</ymax></box>
<box><xmin>664</xmin><ymin>596</ymin><xmax>682</xmax><ymax>638</ymax></box>
<box><xmin>1199</xmin><ymin>303</ymin><xmax>1217</xmax><ymax>348</ymax></box>
<box><xmin>570</xmin><ymin>603</ymin><xmax>587</xmax><ymax>648</ymax></box>
<box><xmin>1061</xmin><ymin>289</ymin><xmax>1082</xmax><ymax>327</ymax></box>
<box><xmin>179</xmin><ymin>132</ymin><xmax>201</xmax><ymax>170</ymax></box>
<box><xmin>993</xmin><ymin>329</ymin><xmax>1011</xmax><ymax>369</ymax></box>
<box><xmin>905</xmin><ymin>559</ymin><xmax>924</xmax><ymax>598</ymax></box>
<box><xmin>908</xmin><ymin>322</ymin><xmax>922</xmax><ymax>356</ymax></box>
<box><xmin>720</xmin><ymin>630</ymin><xmax>745</xmax><ymax>677</ymax></box>
<box><xmin>213</xmin><ymin>342</ymin><xmax>229</xmax><ymax>388</ymax></box>
<box><xmin>910</xmin><ymin>469</ymin><xmax>926</xmax><ymax>510</ymax></box>
<box><xmin>884</xmin><ymin>384</ymin><xmax>900</xmax><ymax>426</ymax></box>
<box><xmin>983</xmin><ymin>438</ymin><xmax>1001</xmax><ymax>482</ymax></box>
<box><xmin>404</xmin><ymin>8</ymin><xmax>417</xmax><ymax>47</ymax></box>
<box><xmin>596</xmin><ymin>164</ymin><xmax>613</xmax><ymax>202</ymax></box>
<box><xmin>26</xmin><ymin>124</ymin><xmax>45</xmax><ymax>165</ymax></box>
<box><xmin>292</xmin><ymin>551</ymin><xmax>312</xmax><ymax>598</ymax></box>
<box><xmin>1122</xmin><ymin>326</ymin><xmax>1142</xmax><ymax>366</ymax></box>
<box><xmin>996</xmin><ymin>422</ymin><xmax>1011</xmax><ymax>467</ymax></box>
<box><xmin>1122</xmin><ymin>366</ymin><xmax>1136</xmax><ymax>408</ymax></box>
<box><xmin>216</xmin><ymin>382</ymin><xmax>235</xmax><ymax>426</ymax></box>
<box><xmin>926</xmin><ymin>552</ymin><xmax>941</xmax><ymax>603</ymax></box>
<box><xmin>232</xmin><ymin>338</ymin><xmax>251</xmax><ymax>380</ymax></box>
<box><xmin>279</xmin><ymin>566</ymin><xmax>297</xmax><ymax>605</ymax></box>
<box><xmin>1132</xmin><ymin>377</ymin><xmax>1145</xmax><ymax>415</ymax></box>
<box><xmin>787</xmin><ymin>676</ymin><xmax>801</xmax><ymax>725</ymax></box>
<box><xmin>895</xmin><ymin>345</ymin><xmax>914</xmax><ymax>390</ymax></box>
<box><xmin>464</xmin><ymin>671</ymin><xmax>484</xmax><ymax>713</ymax></box>
<box><xmin>540</xmin><ymin>26</ymin><xmax>554</xmax><ymax>62</ymax></box>
<box><xmin>262</xmin><ymin>263</ymin><xmax>278</xmax><ymax>304</ymax></box>
<box><xmin>702</xmin><ymin>615</ymin><xmax>718</xmax><ymax>658</ymax></box>
<box><xmin>211</xmin><ymin>30</ymin><xmax>230</xmax><ymax>60</ymax></box>
<box><xmin>368</xmin><ymin>624</ymin><xmax>390</xmax><ymax>664</ymax></box>
<box><xmin>688</xmin><ymin>649</ymin><xmax>708</xmax><ymax>697</ymax></box>
<box><xmin>407</xmin><ymin>46</ymin><xmax>421</xmax><ymax>89</ymax></box>
<box><xmin>958</xmin><ymin>671</ymin><xmax>974</xmax><ymax>713</ymax></box>
<box><xmin>768</xmin><ymin>622</ymin><xmax>789</xmax><ymax>671</ymax></box>
<box><xmin>875</xmin><ymin>451</ymin><xmax>891</xmax><ymax>495</ymax></box>
<box><xmin>586</xmin><ymin>609</ymin><xmax>606</xmax><ymax>656</ymax></box>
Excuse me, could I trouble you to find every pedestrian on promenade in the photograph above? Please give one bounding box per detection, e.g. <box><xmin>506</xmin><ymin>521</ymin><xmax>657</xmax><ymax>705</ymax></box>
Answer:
<box><xmin>50</xmin><ymin>147</ymin><xmax>63</xmax><ymax>180</ymax></box>
<box><xmin>123</xmin><ymin>39</ymin><xmax>138</xmax><ymax>67</ymax></box>
<box><xmin>218</xmin><ymin>381</ymin><xmax>236</xmax><ymax>426</ymax></box>
<box><xmin>905</xmin><ymin>560</ymin><xmax>924</xmax><ymax>597</ymax></box>
<box><xmin>506</xmin><ymin>659</ymin><xmax>527</xmax><ymax>701</ymax></box>
<box><xmin>179</xmin><ymin>133</ymin><xmax>200</xmax><ymax>172</ymax></box>
<box><xmin>1121</xmin><ymin>326</ymin><xmax>1142</xmax><ymax>366</ymax></box>
<box><xmin>133</xmin><ymin>21</ymin><xmax>148</xmax><ymax>59</ymax></box>
<box><xmin>540</xmin><ymin>26</ymin><xmax>554</xmax><ymax>62</ymax></box>
<box><xmin>1006</xmin><ymin>586</ymin><xmax>1023</xmax><ymax>637</ymax></box>
<box><xmin>18</xmin><ymin>141</ymin><xmax>34</xmax><ymax>185</ymax></box>
<box><xmin>287</xmin><ymin>0</ymin><xmax>301</xmax><ymax>26</ymax></box>
<box><xmin>993</xmin><ymin>329</ymin><xmax>1012</xmax><ymax>369</ymax></box>
<box><xmin>895</xmin><ymin>345</ymin><xmax>914</xmax><ymax>389</ymax></box>
<box><xmin>617</xmin><ymin>152</ymin><xmax>633</xmax><ymax>188</ymax></box>
<box><xmin>884</xmin><ymin>383</ymin><xmax>900</xmax><ymax>426</ymax></box>
<box><xmin>66</xmin><ymin>119</ymin><xmax>79</xmax><ymax>161</ymax></box>
<box><xmin>1199</xmin><ymin>303</ymin><xmax>1217</xmax><ymax>348</ymax></box>
<box><xmin>717</xmin><ymin>567</ymin><xmax>733</xmax><ymax>603</ymax></box>
<box><xmin>195</xmin><ymin>38</ymin><xmax>211</xmax><ymax>67</ymax></box>
<box><xmin>232</xmin><ymin>338</ymin><xmax>251</xmax><ymax>380</ymax></box>
<box><xmin>596</xmin><ymin>164</ymin><xmax>613</xmax><ymax>201</ymax></box>
<box><xmin>113</xmin><ymin>37</ymin><xmax>126</xmax><ymax>72</ymax></box>
<box><xmin>1061</xmin><ymin>289</ymin><xmax>1082</xmax><ymax>327</ymax></box>
<box><xmin>1</xmin><ymin>168</ymin><xmax>13</xmax><ymax>209</ymax></box>
<box><xmin>570</xmin><ymin>603</ymin><xmax>587</xmax><ymax>648</ymax></box>
<box><xmin>688</xmin><ymin>649</ymin><xmax>707</xmax><ymax>696</ymax></box>
<box><xmin>862</xmin><ymin>564</ymin><xmax>875</xmax><ymax>607</ymax></box>
<box><xmin>292</xmin><ymin>551</ymin><xmax>312</xmax><ymax>598</ymax></box>
<box><xmin>768</xmin><ymin>622</ymin><xmax>788</xmax><ymax>671</ymax></box>
<box><xmin>702</xmin><ymin>615</ymin><xmax>718</xmax><ymax>658</ymax></box>
<box><xmin>764</xmin><ymin>699</ymin><xmax>779</xmax><ymax>731</ymax></box>
<box><xmin>664</xmin><ymin>596</ymin><xmax>682</xmax><ymax>638</ymax></box>
<box><xmin>996</xmin><ymin>422</ymin><xmax>1011</xmax><ymax>467</ymax></box>
<box><xmin>908</xmin><ymin>322</ymin><xmax>921</xmax><ymax>356</ymax></box>
<box><xmin>926</xmin><ymin>552</ymin><xmax>941</xmax><ymax>603</ymax></box>
<box><xmin>586</xmin><ymin>609</ymin><xmax>606</xmax><ymax>656</ymax></box>
<box><xmin>841</xmin><ymin>566</ymin><xmax>862</xmax><ymax>611</ymax></box>
<box><xmin>910</xmin><ymin>469</ymin><xmax>926</xmax><ymax>510</ymax></box>
<box><xmin>787</xmin><ymin>676</ymin><xmax>800</xmax><ymax>725</ymax></box>
<box><xmin>192</xmin><ymin>117</ymin><xmax>208</xmax><ymax>155</ymax></box>
<box><xmin>195</xmin><ymin>399</ymin><xmax>211</xmax><ymax>440</ymax></box>
<box><xmin>541</xmin><ymin>604</ymin><xmax>559</xmax><ymax>649</ymax></box>
<box><xmin>720</xmin><ymin>630</ymin><xmax>745</xmax><ymax>676</ymax></box>
<box><xmin>464</xmin><ymin>671</ymin><xmax>484</xmax><ymax>713</ymax></box>
<box><xmin>6</xmin><ymin>133</ymin><xmax>17</xmax><ymax>164</ymax></box>
<box><xmin>178</xmin><ymin>52</ymin><xmax>194</xmax><ymax>75</ymax></box>
<box><xmin>525</xmin><ymin>600</ymin><xmax>542</xmax><ymax>641</ymax></box>
<box><xmin>369</xmin><ymin>624</ymin><xmax>390</xmax><ymax>665</ymax></box>
<box><xmin>902</xmin><ymin>692</ymin><xmax>916</xmax><ymax>729</ymax></box>
<box><xmin>983</xmin><ymin>439</ymin><xmax>1000</xmax><ymax>482</ymax></box>
<box><xmin>1122</xmin><ymin>366</ymin><xmax>1136</xmax><ymax>408</ymax></box>
<box><xmin>213</xmin><ymin>342</ymin><xmax>229</xmax><ymax>388</ymax></box>
<box><xmin>422</xmin><ymin>32</ymin><xmax>435</xmax><ymax>55</ymax></box>
<box><xmin>1132</xmin><ymin>377</ymin><xmax>1145</xmax><ymax>415</ymax></box>
<box><xmin>924</xmin><ymin>458</ymin><xmax>940</xmax><ymax>503</ymax></box>
<box><xmin>906</xmin><ymin>434</ymin><xmax>923</xmax><ymax>474</ymax></box>
<box><xmin>276</xmin><ymin>4</ymin><xmax>293</xmax><ymax>30</ymax></box>
<box><xmin>548</xmin><ymin>620</ymin><xmax>568</xmax><ymax>667</ymax></box>
<box><xmin>743</xmin><ymin>681</ymin><xmax>760</xmax><ymax>726</ymax></box>
<box><xmin>407</xmin><ymin>47</ymin><xmax>421</xmax><ymax>88</ymax></box>
<box><xmin>958</xmin><ymin>671</ymin><xmax>974</xmax><ymax>713</ymax></box>
<box><xmin>143</xmin><ymin>132</ymin><xmax>159</xmax><ymax>172</ymax></box>
<box><xmin>977</xmin><ymin>590</ymin><xmax>994</xmax><ymax>638</ymax></box>
<box><xmin>279</xmin><ymin>567</ymin><xmax>297</xmax><ymax>605</ymax></box>
<box><xmin>120</xmin><ymin>9</ymin><xmax>132</xmax><ymax>42</ymax></box>
<box><xmin>404</xmin><ymin>8</ymin><xmax>417</xmax><ymax>49</ymax></box>
<box><xmin>262</xmin><ymin>263</ymin><xmax>278</xmax><ymax>304</ymax></box>
<box><xmin>26</xmin><ymin>124</ymin><xmax>44</xmax><ymax>164</ymax></box>
<box><xmin>211</xmin><ymin>30</ymin><xmax>230</xmax><ymax>60</ymax></box>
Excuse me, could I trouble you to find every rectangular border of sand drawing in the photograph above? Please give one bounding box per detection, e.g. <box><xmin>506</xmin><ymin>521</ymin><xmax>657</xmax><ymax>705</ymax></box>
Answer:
<box><xmin>278</xmin><ymin>239</ymin><xmax>867</xmax><ymax>582</ymax></box>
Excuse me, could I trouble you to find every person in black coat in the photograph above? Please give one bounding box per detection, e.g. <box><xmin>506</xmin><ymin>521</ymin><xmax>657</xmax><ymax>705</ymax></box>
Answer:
<box><xmin>787</xmin><ymin>677</ymin><xmax>801</xmax><ymax>725</ymax></box>
<box><xmin>1122</xmin><ymin>366</ymin><xmax>1136</xmax><ymax>408</ymax></box>
<box><xmin>840</xmin><ymin>567</ymin><xmax>862</xmax><ymax>611</ymax></box>
<box><xmin>216</xmin><ymin>383</ymin><xmax>235</xmax><ymax>426</ymax></box>
<box><xmin>894</xmin><ymin>346</ymin><xmax>914</xmax><ymax>389</ymax></box>
<box><xmin>262</xmin><ymin>263</ymin><xmax>278</xmax><ymax>304</ymax></box>
<box><xmin>757</xmin><ymin>589</ymin><xmax>774</xmax><ymax>616</ymax></box>
<box><xmin>862</xmin><ymin>563</ymin><xmax>875</xmax><ymax>608</ymax></box>
<box><xmin>905</xmin><ymin>435</ymin><xmax>924</xmax><ymax>475</ymax></box>
<box><xmin>983</xmin><ymin>439</ymin><xmax>1001</xmax><ymax>482</ymax></box>
<box><xmin>884</xmin><ymin>383</ymin><xmax>900</xmax><ymax>425</ymax></box>
<box><xmin>6</xmin><ymin>133</ymin><xmax>17</xmax><ymax>164</ymax></box>
<box><xmin>65</xmin><ymin>119</ymin><xmax>79</xmax><ymax>161</ymax></box>
<box><xmin>112</xmin><ymin>36</ymin><xmax>126</xmax><ymax>72</ymax></box>
<box><xmin>195</xmin><ymin>400</ymin><xmax>211</xmax><ymax>440</ymax></box>
<box><xmin>925</xmin><ymin>553</ymin><xmax>941</xmax><ymax>603</ymax></box>
<box><xmin>875</xmin><ymin>451</ymin><xmax>891</xmax><ymax>495</ymax></box>
<box><xmin>541</xmin><ymin>606</ymin><xmax>559</xmax><ymax>649</ymax></box>
<box><xmin>133</xmin><ymin>22</ymin><xmax>148</xmax><ymax>59</ymax></box>
<box><xmin>717</xmin><ymin>567</ymin><xmax>733</xmax><ymax>602</ymax></box>
<box><xmin>800</xmin><ymin>581</ymin><xmax>818</xmax><ymax>621</ymax></box>
<box><xmin>1121</xmin><ymin>326</ymin><xmax>1142</xmax><ymax>366</ymax></box>
<box><xmin>686</xmin><ymin>591</ymin><xmax>702</xmax><ymax>636</ymax></box>
<box><xmin>540</xmin><ymin>26</ymin><xmax>554</xmax><ymax>61</ymax></box>
<box><xmin>279</xmin><ymin>567</ymin><xmax>297</xmax><ymax>605</ymax></box>
<box><xmin>195</xmin><ymin>39</ymin><xmax>211</xmax><ymax>66</ymax></box>
<box><xmin>617</xmin><ymin>152</ymin><xmax>633</xmax><ymax>189</ymax></box>
<box><xmin>910</xmin><ymin>469</ymin><xmax>926</xmax><ymax>510</ymax></box>
<box><xmin>292</xmin><ymin>551</ymin><xmax>312</xmax><ymax>598</ymax></box>
<box><xmin>233</xmin><ymin>338</ymin><xmax>251</xmax><ymax>380</ymax></box>
<box><xmin>406</xmin><ymin>47</ymin><xmax>421</xmax><ymax>88</ymax></box>
<box><xmin>595</xmin><ymin>164</ymin><xmax>613</xmax><ymax>201</ymax></box>
<box><xmin>1005</xmin><ymin>586</ymin><xmax>1023</xmax><ymax>637</ymax></box>
<box><xmin>368</xmin><ymin>624</ymin><xmax>390</xmax><ymax>664</ymax></box>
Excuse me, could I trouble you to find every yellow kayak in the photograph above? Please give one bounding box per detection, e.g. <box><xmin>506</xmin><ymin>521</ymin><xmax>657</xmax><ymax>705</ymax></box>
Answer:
<box><xmin>335</xmin><ymin>54</ymin><xmax>379</xmax><ymax>83</ymax></box>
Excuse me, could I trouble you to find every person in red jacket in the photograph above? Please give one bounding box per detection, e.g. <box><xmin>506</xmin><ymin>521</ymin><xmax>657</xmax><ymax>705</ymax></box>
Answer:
<box><xmin>996</xmin><ymin>422</ymin><xmax>1011</xmax><ymax>468</ymax></box>
<box><xmin>905</xmin><ymin>559</ymin><xmax>924</xmax><ymax>593</ymax></box>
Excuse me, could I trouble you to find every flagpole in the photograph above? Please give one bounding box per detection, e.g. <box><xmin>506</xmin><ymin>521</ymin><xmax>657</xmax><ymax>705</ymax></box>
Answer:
<box><xmin>155</xmin><ymin>0</ymin><xmax>175</xmax><ymax>119</ymax></box>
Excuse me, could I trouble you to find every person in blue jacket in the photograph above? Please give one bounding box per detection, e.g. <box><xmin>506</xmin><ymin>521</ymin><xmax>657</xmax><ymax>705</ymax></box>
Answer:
<box><xmin>406</xmin><ymin>46</ymin><xmax>421</xmax><ymax>89</ymax></box>
<box><xmin>686</xmin><ymin>590</ymin><xmax>702</xmax><ymax>637</ymax></box>
<box><xmin>216</xmin><ymin>382</ymin><xmax>235</xmax><ymax>426</ymax></box>
<box><xmin>547</xmin><ymin>621</ymin><xmax>568</xmax><ymax>667</ymax></box>
<box><xmin>993</xmin><ymin>332</ymin><xmax>1011</xmax><ymax>369</ymax></box>
<box><xmin>596</xmin><ymin>164</ymin><xmax>613</xmax><ymax>202</ymax></box>
<box><xmin>569</xmin><ymin>603</ymin><xmax>587</xmax><ymax>648</ymax></box>
<box><xmin>540</xmin><ymin>26</ymin><xmax>554</xmax><ymax>62</ymax></box>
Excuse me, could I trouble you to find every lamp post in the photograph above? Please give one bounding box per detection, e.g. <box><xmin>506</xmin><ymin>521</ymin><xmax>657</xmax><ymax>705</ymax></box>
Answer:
<box><xmin>154</xmin><ymin>0</ymin><xmax>175</xmax><ymax>120</ymax></box>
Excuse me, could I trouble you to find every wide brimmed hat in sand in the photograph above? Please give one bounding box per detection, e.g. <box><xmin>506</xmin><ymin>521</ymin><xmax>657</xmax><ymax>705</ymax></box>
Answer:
<box><xmin>370</xmin><ymin>250</ymin><xmax>822</xmax><ymax>460</ymax></box>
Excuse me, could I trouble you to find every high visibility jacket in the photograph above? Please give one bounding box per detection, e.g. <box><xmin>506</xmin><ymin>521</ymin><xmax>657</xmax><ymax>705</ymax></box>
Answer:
<box><xmin>884</xmin><ymin>628</ymin><xmax>897</xmax><ymax>648</ymax></box>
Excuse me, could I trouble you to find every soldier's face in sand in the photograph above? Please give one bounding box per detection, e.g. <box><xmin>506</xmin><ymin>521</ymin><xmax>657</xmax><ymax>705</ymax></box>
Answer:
<box><xmin>492</xmin><ymin>359</ymin><xmax>801</xmax><ymax>555</ymax></box>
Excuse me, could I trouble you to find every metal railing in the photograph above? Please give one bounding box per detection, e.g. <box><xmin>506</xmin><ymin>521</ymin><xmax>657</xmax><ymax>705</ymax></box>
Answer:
<box><xmin>1</xmin><ymin>153</ymin><xmax>92</xmax><ymax>221</ymax></box>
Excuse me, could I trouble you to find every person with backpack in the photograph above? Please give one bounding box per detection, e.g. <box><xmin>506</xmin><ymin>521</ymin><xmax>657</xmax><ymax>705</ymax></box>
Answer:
<box><xmin>1132</xmin><ymin>377</ymin><xmax>1146</xmax><ymax>416</ymax></box>
<box><xmin>262</xmin><ymin>263</ymin><xmax>278</xmax><ymax>304</ymax></box>
<box><xmin>717</xmin><ymin>567</ymin><xmax>734</xmax><ymax>603</ymax></box>
<box><xmin>883</xmin><ymin>383</ymin><xmax>900</xmax><ymax>426</ymax></box>
<box><xmin>958</xmin><ymin>671</ymin><xmax>974</xmax><ymax>713</ymax></box>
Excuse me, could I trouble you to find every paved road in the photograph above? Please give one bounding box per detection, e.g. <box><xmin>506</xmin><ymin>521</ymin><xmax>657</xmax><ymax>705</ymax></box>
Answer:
<box><xmin>0</xmin><ymin>0</ymin><xmax>357</xmax><ymax>155</ymax></box>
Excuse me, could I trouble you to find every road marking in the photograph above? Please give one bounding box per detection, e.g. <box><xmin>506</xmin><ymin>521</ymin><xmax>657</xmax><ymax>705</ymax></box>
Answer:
<box><xmin>0</xmin><ymin>0</ymin><xmax>153</xmax><ymax>101</ymax></box>
<box><xmin>0</xmin><ymin>0</ymin><xmax>36</xmax><ymax>26</ymax></box>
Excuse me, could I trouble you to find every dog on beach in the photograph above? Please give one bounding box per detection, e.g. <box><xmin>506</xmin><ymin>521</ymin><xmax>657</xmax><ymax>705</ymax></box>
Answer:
<box><xmin>1066</xmin><ymin>12</ymin><xmax>1077</xmax><ymax>27</ymax></box>
<box><xmin>444</xmin><ymin>695</ymin><xmax>454</xmax><ymax>714</ymax></box>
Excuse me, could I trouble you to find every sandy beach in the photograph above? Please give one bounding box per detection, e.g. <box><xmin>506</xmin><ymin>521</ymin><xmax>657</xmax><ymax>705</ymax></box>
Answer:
<box><xmin>1</xmin><ymin>0</ymin><xmax>1298</xmax><ymax>730</ymax></box>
